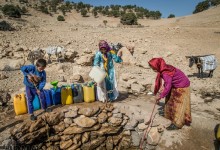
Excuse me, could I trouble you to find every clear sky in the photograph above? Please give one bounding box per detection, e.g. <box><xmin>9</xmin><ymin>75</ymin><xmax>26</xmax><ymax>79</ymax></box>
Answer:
<box><xmin>70</xmin><ymin>0</ymin><xmax>205</xmax><ymax>18</ymax></box>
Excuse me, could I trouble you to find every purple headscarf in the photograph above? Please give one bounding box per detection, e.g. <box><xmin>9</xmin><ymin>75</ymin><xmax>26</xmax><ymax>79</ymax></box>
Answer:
<box><xmin>99</xmin><ymin>40</ymin><xmax>111</xmax><ymax>53</ymax></box>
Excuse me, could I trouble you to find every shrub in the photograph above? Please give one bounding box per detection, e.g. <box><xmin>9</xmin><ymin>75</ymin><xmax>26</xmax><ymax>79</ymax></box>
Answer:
<box><xmin>57</xmin><ymin>15</ymin><xmax>65</xmax><ymax>21</ymax></box>
<box><xmin>2</xmin><ymin>4</ymin><xmax>21</xmax><ymax>18</ymax></box>
<box><xmin>168</xmin><ymin>14</ymin><xmax>175</xmax><ymax>18</ymax></box>
<box><xmin>120</xmin><ymin>13</ymin><xmax>138</xmax><ymax>25</ymax></box>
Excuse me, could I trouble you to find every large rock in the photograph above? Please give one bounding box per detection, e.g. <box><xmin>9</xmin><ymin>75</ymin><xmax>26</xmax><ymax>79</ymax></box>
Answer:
<box><xmin>97</xmin><ymin>112</ymin><xmax>108</xmax><ymax>123</ymax></box>
<box><xmin>74</xmin><ymin>116</ymin><xmax>97</xmax><ymax>128</ymax></box>
<box><xmin>46</xmin><ymin>112</ymin><xmax>65</xmax><ymax>126</ymax></box>
<box><xmin>53</xmin><ymin>122</ymin><xmax>66</xmax><ymax>133</ymax></box>
<box><xmin>108</xmin><ymin>117</ymin><xmax>123</xmax><ymax>126</ymax></box>
<box><xmin>64</xmin><ymin>118</ymin><xmax>73</xmax><ymax>125</ymax></box>
<box><xmin>144</xmin><ymin>127</ymin><xmax>161</xmax><ymax>146</ymax></box>
<box><xmin>63</xmin><ymin>124</ymin><xmax>101</xmax><ymax>135</ymax></box>
<box><xmin>131</xmin><ymin>131</ymin><xmax>141</xmax><ymax>147</ymax></box>
<box><xmin>76</xmin><ymin>54</ymin><xmax>94</xmax><ymax>66</ymax></box>
<box><xmin>48</xmin><ymin>135</ymin><xmax>61</xmax><ymax>142</ymax></box>
<box><xmin>124</xmin><ymin>119</ymin><xmax>139</xmax><ymax>130</ymax></box>
<box><xmin>29</xmin><ymin>118</ymin><xmax>46</xmax><ymax>132</ymax></box>
<box><xmin>81</xmin><ymin>137</ymin><xmax>106</xmax><ymax>150</ymax></box>
<box><xmin>60</xmin><ymin>139</ymin><xmax>73</xmax><ymax>149</ymax></box>
<box><xmin>119</xmin><ymin>47</ymin><xmax>136</xmax><ymax>65</ymax></box>
<box><xmin>64</xmin><ymin>51</ymin><xmax>78</xmax><ymax>62</ymax></box>
<box><xmin>78</xmin><ymin>106</ymin><xmax>100</xmax><ymax>117</ymax></box>
<box><xmin>71</xmin><ymin>134</ymin><xmax>81</xmax><ymax>145</ymax></box>
<box><xmin>61</xmin><ymin>135</ymin><xmax>74</xmax><ymax>141</ymax></box>
<box><xmin>68</xmin><ymin>75</ymin><xmax>84</xmax><ymax>83</ymax></box>
<box><xmin>118</xmin><ymin>135</ymin><xmax>131</xmax><ymax>150</ymax></box>
<box><xmin>18</xmin><ymin>127</ymin><xmax>47</xmax><ymax>144</ymax></box>
<box><xmin>106</xmin><ymin>136</ymin><xmax>113</xmax><ymax>150</ymax></box>
<box><xmin>67</xmin><ymin>142</ymin><xmax>81</xmax><ymax>150</ymax></box>
<box><xmin>82</xmin><ymin>132</ymin><xmax>90</xmax><ymax>143</ymax></box>
<box><xmin>92</xmin><ymin>125</ymin><xmax>122</xmax><ymax>136</ymax></box>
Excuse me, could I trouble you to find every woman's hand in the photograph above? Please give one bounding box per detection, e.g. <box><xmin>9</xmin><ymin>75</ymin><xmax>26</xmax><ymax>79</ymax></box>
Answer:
<box><xmin>117</xmin><ymin>50</ymin><xmax>123</xmax><ymax>57</ymax></box>
<box><xmin>155</xmin><ymin>95</ymin><xmax>161</xmax><ymax>103</ymax></box>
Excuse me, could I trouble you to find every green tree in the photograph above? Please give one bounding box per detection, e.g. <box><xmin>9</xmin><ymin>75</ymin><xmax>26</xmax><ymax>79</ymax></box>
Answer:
<box><xmin>93</xmin><ymin>11</ymin><xmax>98</xmax><ymax>17</ymax></box>
<box><xmin>210</xmin><ymin>0</ymin><xmax>220</xmax><ymax>6</ymax></box>
<box><xmin>120</xmin><ymin>13</ymin><xmax>138</xmax><ymax>25</ymax></box>
<box><xmin>81</xmin><ymin>8</ymin><xmax>87</xmax><ymax>17</ymax></box>
<box><xmin>39</xmin><ymin>5</ymin><xmax>49</xmax><ymax>14</ymax></box>
<box><xmin>2</xmin><ymin>4</ymin><xmax>21</xmax><ymax>18</ymax></box>
<box><xmin>168</xmin><ymin>14</ymin><xmax>175</xmax><ymax>18</ymax></box>
<box><xmin>136</xmin><ymin>12</ymin><xmax>144</xmax><ymax>19</ymax></box>
<box><xmin>57</xmin><ymin>15</ymin><xmax>65</xmax><ymax>21</ymax></box>
<box><xmin>193</xmin><ymin>0</ymin><xmax>210</xmax><ymax>14</ymax></box>
<box><xmin>112</xmin><ymin>10</ymin><xmax>120</xmax><ymax>17</ymax></box>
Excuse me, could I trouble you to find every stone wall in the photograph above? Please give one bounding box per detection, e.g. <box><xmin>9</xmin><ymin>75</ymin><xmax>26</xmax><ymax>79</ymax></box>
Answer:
<box><xmin>10</xmin><ymin>104</ymin><xmax>133</xmax><ymax>150</ymax></box>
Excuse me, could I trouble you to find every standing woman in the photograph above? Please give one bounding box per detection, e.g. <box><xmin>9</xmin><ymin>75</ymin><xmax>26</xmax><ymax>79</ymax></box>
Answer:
<box><xmin>148</xmin><ymin>58</ymin><xmax>192</xmax><ymax>130</ymax></box>
<box><xmin>93</xmin><ymin>40</ymin><xmax>123</xmax><ymax>102</ymax></box>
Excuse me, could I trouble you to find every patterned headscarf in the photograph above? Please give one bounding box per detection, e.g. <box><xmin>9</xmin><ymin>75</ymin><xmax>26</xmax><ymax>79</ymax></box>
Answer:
<box><xmin>148</xmin><ymin>58</ymin><xmax>176</xmax><ymax>95</ymax></box>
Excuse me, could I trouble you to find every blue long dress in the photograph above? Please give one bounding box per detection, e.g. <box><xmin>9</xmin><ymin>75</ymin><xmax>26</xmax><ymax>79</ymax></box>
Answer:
<box><xmin>93</xmin><ymin>51</ymin><xmax>122</xmax><ymax>101</ymax></box>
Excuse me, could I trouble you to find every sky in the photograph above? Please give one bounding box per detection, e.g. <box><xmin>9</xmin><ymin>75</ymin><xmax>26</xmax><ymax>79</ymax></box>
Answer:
<box><xmin>70</xmin><ymin>0</ymin><xmax>205</xmax><ymax>18</ymax></box>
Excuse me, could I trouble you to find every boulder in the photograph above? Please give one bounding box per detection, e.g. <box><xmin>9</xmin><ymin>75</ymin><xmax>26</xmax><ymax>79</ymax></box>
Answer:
<box><xmin>74</xmin><ymin>116</ymin><xmax>97</xmax><ymax>128</ymax></box>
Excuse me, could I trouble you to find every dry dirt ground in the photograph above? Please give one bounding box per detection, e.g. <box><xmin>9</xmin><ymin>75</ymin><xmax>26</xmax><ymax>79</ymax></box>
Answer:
<box><xmin>0</xmin><ymin>1</ymin><xmax>220</xmax><ymax>149</ymax></box>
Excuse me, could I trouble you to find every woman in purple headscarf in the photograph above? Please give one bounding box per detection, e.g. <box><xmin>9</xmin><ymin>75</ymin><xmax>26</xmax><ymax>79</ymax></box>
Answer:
<box><xmin>93</xmin><ymin>40</ymin><xmax>123</xmax><ymax>102</ymax></box>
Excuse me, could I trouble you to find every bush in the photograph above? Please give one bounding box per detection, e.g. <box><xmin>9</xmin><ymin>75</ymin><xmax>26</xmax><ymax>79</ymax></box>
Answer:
<box><xmin>2</xmin><ymin>4</ymin><xmax>21</xmax><ymax>18</ymax></box>
<box><xmin>81</xmin><ymin>9</ymin><xmax>87</xmax><ymax>17</ymax></box>
<box><xmin>210</xmin><ymin>0</ymin><xmax>220</xmax><ymax>6</ymax></box>
<box><xmin>57</xmin><ymin>15</ymin><xmax>65</xmax><ymax>21</ymax></box>
<box><xmin>168</xmin><ymin>14</ymin><xmax>175</xmax><ymax>18</ymax></box>
<box><xmin>103</xmin><ymin>20</ymin><xmax>107</xmax><ymax>26</ymax></box>
<box><xmin>93</xmin><ymin>11</ymin><xmax>98</xmax><ymax>17</ymax></box>
<box><xmin>193</xmin><ymin>1</ymin><xmax>210</xmax><ymax>14</ymax></box>
<box><xmin>39</xmin><ymin>5</ymin><xmax>49</xmax><ymax>14</ymax></box>
<box><xmin>120</xmin><ymin>13</ymin><xmax>138</xmax><ymax>25</ymax></box>
<box><xmin>21</xmin><ymin>6</ymin><xmax>28</xmax><ymax>14</ymax></box>
<box><xmin>0</xmin><ymin>20</ymin><xmax>14</xmax><ymax>31</ymax></box>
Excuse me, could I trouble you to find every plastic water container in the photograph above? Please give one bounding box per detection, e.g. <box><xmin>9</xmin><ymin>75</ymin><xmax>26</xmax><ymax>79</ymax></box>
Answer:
<box><xmin>89</xmin><ymin>66</ymin><xmax>107</xmax><ymax>84</ymax></box>
<box><xmin>71</xmin><ymin>84</ymin><xmax>84</xmax><ymax>103</ymax></box>
<box><xmin>33</xmin><ymin>95</ymin><xmax>41</xmax><ymax>111</ymax></box>
<box><xmin>83</xmin><ymin>85</ymin><xmax>95</xmax><ymax>103</ymax></box>
<box><xmin>13</xmin><ymin>93</ymin><xmax>28</xmax><ymax>115</ymax></box>
<box><xmin>61</xmin><ymin>86</ymin><xmax>73</xmax><ymax>105</ymax></box>
<box><xmin>217</xmin><ymin>124</ymin><xmax>220</xmax><ymax>140</ymax></box>
<box><xmin>51</xmin><ymin>87</ymin><xmax>61</xmax><ymax>105</ymax></box>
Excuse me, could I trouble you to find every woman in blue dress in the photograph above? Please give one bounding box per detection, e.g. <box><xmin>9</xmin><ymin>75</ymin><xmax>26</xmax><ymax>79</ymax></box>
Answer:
<box><xmin>93</xmin><ymin>40</ymin><xmax>123</xmax><ymax>102</ymax></box>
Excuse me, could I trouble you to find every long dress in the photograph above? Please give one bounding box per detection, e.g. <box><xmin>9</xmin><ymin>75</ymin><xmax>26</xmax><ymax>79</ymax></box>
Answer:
<box><xmin>93</xmin><ymin>51</ymin><xmax>122</xmax><ymax>102</ymax></box>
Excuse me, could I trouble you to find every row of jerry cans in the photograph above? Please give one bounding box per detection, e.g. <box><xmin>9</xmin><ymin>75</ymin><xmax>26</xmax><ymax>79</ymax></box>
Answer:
<box><xmin>14</xmin><ymin>84</ymin><xmax>95</xmax><ymax>115</ymax></box>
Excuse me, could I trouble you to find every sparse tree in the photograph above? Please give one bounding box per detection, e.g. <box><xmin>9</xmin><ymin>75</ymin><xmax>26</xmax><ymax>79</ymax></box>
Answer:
<box><xmin>81</xmin><ymin>8</ymin><xmax>87</xmax><ymax>17</ymax></box>
<box><xmin>168</xmin><ymin>14</ymin><xmax>175</xmax><ymax>18</ymax></box>
<box><xmin>120</xmin><ymin>13</ymin><xmax>138</xmax><ymax>25</ymax></box>
<box><xmin>2</xmin><ymin>4</ymin><xmax>21</xmax><ymax>18</ymax></box>
<box><xmin>93</xmin><ymin>11</ymin><xmax>98</xmax><ymax>17</ymax></box>
<box><xmin>193</xmin><ymin>0</ymin><xmax>210</xmax><ymax>14</ymax></box>
<box><xmin>57</xmin><ymin>15</ymin><xmax>65</xmax><ymax>21</ymax></box>
<box><xmin>103</xmin><ymin>20</ymin><xmax>107</xmax><ymax>26</ymax></box>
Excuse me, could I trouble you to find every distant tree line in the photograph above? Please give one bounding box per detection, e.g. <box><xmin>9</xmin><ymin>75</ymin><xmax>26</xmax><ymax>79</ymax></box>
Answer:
<box><xmin>193</xmin><ymin>0</ymin><xmax>220</xmax><ymax>14</ymax></box>
<box><xmin>1</xmin><ymin>1</ymin><xmax>163</xmax><ymax>25</ymax></box>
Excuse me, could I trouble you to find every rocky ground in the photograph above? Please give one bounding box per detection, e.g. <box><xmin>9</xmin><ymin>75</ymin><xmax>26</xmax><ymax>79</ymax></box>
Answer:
<box><xmin>0</xmin><ymin>1</ymin><xmax>220</xmax><ymax>149</ymax></box>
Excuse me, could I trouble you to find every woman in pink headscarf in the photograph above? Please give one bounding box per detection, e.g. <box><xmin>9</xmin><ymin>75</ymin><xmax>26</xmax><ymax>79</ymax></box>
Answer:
<box><xmin>148</xmin><ymin>58</ymin><xmax>192</xmax><ymax>130</ymax></box>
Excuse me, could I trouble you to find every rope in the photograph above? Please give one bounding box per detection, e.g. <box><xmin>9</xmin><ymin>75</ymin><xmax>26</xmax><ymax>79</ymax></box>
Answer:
<box><xmin>139</xmin><ymin>100</ymin><xmax>157</xmax><ymax>150</ymax></box>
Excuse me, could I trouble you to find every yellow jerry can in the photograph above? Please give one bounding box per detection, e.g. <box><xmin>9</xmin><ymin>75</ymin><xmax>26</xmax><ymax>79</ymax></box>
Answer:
<box><xmin>13</xmin><ymin>93</ymin><xmax>28</xmax><ymax>115</ymax></box>
<box><xmin>217</xmin><ymin>124</ymin><xmax>220</xmax><ymax>141</ymax></box>
<box><xmin>61</xmin><ymin>87</ymin><xmax>73</xmax><ymax>105</ymax></box>
<box><xmin>83</xmin><ymin>86</ymin><xmax>95</xmax><ymax>103</ymax></box>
